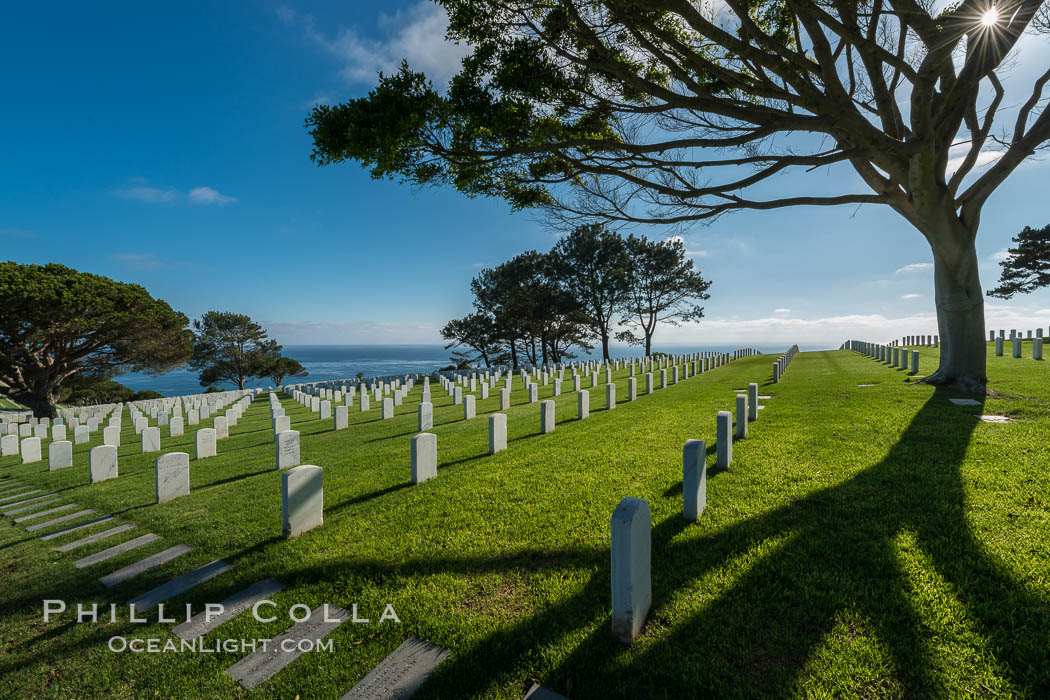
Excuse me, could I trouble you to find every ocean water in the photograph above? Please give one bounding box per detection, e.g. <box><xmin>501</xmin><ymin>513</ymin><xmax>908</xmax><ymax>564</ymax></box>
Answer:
<box><xmin>116</xmin><ymin>342</ymin><xmax>786</xmax><ymax>397</ymax></box>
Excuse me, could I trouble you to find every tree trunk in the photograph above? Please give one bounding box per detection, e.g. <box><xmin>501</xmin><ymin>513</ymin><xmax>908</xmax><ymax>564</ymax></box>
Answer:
<box><xmin>600</xmin><ymin>331</ymin><xmax>610</xmax><ymax>362</ymax></box>
<box><xmin>644</xmin><ymin>334</ymin><xmax>652</xmax><ymax>357</ymax></box>
<box><xmin>924</xmin><ymin>239</ymin><xmax>987</xmax><ymax>392</ymax></box>
<box><xmin>24</xmin><ymin>382</ymin><xmax>59</xmax><ymax>419</ymax></box>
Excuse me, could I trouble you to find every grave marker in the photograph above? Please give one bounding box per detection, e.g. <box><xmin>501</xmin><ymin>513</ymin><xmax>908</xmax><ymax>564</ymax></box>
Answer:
<box><xmin>282</xmin><ymin>465</ymin><xmax>323</xmax><ymax>538</ymax></box>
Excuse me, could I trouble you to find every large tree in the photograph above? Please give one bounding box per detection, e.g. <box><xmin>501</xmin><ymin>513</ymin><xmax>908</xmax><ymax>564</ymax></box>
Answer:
<box><xmin>0</xmin><ymin>262</ymin><xmax>191</xmax><ymax>418</ymax></box>
<box><xmin>986</xmin><ymin>224</ymin><xmax>1050</xmax><ymax>298</ymax></box>
<box><xmin>307</xmin><ymin>0</ymin><xmax>1050</xmax><ymax>392</ymax></box>
<box><xmin>550</xmin><ymin>223</ymin><xmax>631</xmax><ymax>361</ymax></box>
<box><xmin>617</xmin><ymin>234</ymin><xmax>711</xmax><ymax>355</ymax></box>
<box><xmin>190</xmin><ymin>311</ymin><xmax>273</xmax><ymax>390</ymax></box>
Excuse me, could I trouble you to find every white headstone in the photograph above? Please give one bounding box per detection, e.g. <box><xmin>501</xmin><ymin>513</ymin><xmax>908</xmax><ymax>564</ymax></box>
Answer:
<box><xmin>195</xmin><ymin>428</ymin><xmax>217</xmax><ymax>459</ymax></box>
<box><xmin>463</xmin><ymin>395</ymin><xmax>476</xmax><ymax>420</ymax></box>
<box><xmin>49</xmin><ymin>440</ymin><xmax>73</xmax><ymax>470</ymax></box>
<box><xmin>735</xmin><ymin>395</ymin><xmax>748</xmax><ymax>439</ymax></box>
<box><xmin>169</xmin><ymin>416</ymin><xmax>184</xmax><ymax>437</ymax></box>
<box><xmin>103</xmin><ymin>425</ymin><xmax>121</xmax><ymax>447</ymax></box>
<box><xmin>488</xmin><ymin>414</ymin><xmax>507</xmax><ymax>454</ymax></box>
<box><xmin>155</xmin><ymin>452</ymin><xmax>190</xmax><ymax>504</ymax></box>
<box><xmin>141</xmin><ymin>426</ymin><xmax>161</xmax><ymax>454</ymax></box>
<box><xmin>540</xmin><ymin>399</ymin><xmax>555</xmax><ymax>434</ymax></box>
<box><xmin>21</xmin><ymin>437</ymin><xmax>41</xmax><ymax>464</ymax></box>
<box><xmin>90</xmin><ymin>445</ymin><xmax>118</xmax><ymax>483</ymax></box>
<box><xmin>334</xmin><ymin>405</ymin><xmax>348</xmax><ymax>430</ymax></box>
<box><xmin>1</xmin><ymin>434</ymin><xmax>18</xmax><ymax>457</ymax></box>
<box><xmin>610</xmin><ymin>497</ymin><xmax>651</xmax><ymax>644</ymax></box>
<box><xmin>716</xmin><ymin>411</ymin><xmax>732</xmax><ymax>468</ymax></box>
<box><xmin>578</xmin><ymin>389</ymin><xmax>589</xmax><ymax>420</ymax></box>
<box><xmin>411</xmin><ymin>433</ymin><xmax>437</xmax><ymax>484</ymax></box>
<box><xmin>282</xmin><ymin>464</ymin><xmax>323</xmax><ymax>538</ymax></box>
<box><xmin>418</xmin><ymin>402</ymin><xmax>433</xmax><ymax>431</ymax></box>
<box><xmin>682</xmin><ymin>439</ymin><xmax>706</xmax><ymax>521</ymax></box>
<box><xmin>276</xmin><ymin>430</ymin><xmax>300</xmax><ymax>470</ymax></box>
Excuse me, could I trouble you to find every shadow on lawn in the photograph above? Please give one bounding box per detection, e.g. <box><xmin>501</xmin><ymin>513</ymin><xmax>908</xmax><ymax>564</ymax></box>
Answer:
<box><xmin>295</xmin><ymin>389</ymin><xmax>1048</xmax><ymax>696</ymax></box>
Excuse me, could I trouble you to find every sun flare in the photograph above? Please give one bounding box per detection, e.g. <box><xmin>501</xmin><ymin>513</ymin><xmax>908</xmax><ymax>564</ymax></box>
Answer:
<box><xmin>980</xmin><ymin>7</ymin><xmax>1001</xmax><ymax>26</ymax></box>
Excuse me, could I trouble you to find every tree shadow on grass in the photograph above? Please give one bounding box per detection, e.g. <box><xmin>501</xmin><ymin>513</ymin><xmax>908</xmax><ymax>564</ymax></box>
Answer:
<box><xmin>288</xmin><ymin>389</ymin><xmax>1048</xmax><ymax>696</ymax></box>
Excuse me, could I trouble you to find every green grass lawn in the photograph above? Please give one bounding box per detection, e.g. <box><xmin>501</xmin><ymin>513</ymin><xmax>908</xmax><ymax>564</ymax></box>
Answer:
<box><xmin>1</xmin><ymin>345</ymin><xmax>1048</xmax><ymax>698</ymax></box>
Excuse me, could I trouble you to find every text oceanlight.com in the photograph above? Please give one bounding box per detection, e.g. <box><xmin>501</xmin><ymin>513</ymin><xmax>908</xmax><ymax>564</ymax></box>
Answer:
<box><xmin>108</xmin><ymin>637</ymin><xmax>334</xmax><ymax>654</ymax></box>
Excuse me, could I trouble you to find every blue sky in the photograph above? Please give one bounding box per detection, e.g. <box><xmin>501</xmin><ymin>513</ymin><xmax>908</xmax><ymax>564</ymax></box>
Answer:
<box><xmin>3</xmin><ymin>1</ymin><xmax>1050</xmax><ymax>350</ymax></box>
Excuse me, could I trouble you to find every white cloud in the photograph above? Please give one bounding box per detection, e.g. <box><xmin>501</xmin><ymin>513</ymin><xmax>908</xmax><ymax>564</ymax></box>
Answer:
<box><xmin>280</xmin><ymin>3</ymin><xmax>470</xmax><ymax>86</ymax></box>
<box><xmin>111</xmin><ymin>253</ymin><xmax>168</xmax><ymax>271</ymax></box>
<box><xmin>188</xmin><ymin>186</ymin><xmax>237</xmax><ymax>206</ymax></box>
<box><xmin>945</xmin><ymin>148</ymin><xmax>1002</xmax><ymax>175</ymax></box>
<box><xmin>112</xmin><ymin>180</ymin><xmax>237</xmax><ymax>206</ymax></box>
<box><xmin>113</xmin><ymin>179</ymin><xmax>176</xmax><ymax>204</ymax></box>
<box><xmin>895</xmin><ymin>262</ymin><xmax>933</xmax><ymax>274</ymax></box>
<box><xmin>900</xmin><ymin>293</ymin><xmax>922</xmax><ymax>300</ymax></box>
<box><xmin>774</xmin><ymin>308</ymin><xmax>791</xmax><ymax>314</ymax></box>
<box><xmin>991</xmin><ymin>249</ymin><xmax>1013</xmax><ymax>262</ymax></box>
<box><xmin>686</xmin><ymin>249</ymin><xmax>709</xmax><ymax>257</ymax></box>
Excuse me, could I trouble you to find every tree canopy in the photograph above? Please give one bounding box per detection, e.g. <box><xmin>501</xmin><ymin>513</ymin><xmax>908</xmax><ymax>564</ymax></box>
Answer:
<box><xmin>258</xmin><ymin>340</ymin><xmax>309</xmax><ymax>387</ymax></box>
<box><xmin>987</xmin><ymin>224</ymin><xmax>1050</xmax><ymax>298</ymax></box>
<box><xmin>308</xmin><ymin>0</ymin><xmax>1050</xmax><ymax>392</ymax></box>
<box><xmin>617</xmin><ymin>234</ymin><xmax>711</xmax><ymax>356</ymax></box>
<box><xmin>0</xmin><ymin>262</ymin><xmax>191</xmax><ymax>417</ymax></box>
<box><xmin>442</xmin><ymin>226</ymin><xmax>708</xmax><ymax>367</ymax></box>
<box><xmin>190</xmin><ymin>311</ymin><xmax>271</xmax><ymax>390</ymax></box>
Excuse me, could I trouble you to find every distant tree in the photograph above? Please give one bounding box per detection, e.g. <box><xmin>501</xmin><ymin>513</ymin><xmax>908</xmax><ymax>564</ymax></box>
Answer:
<box><xmin>551</xmin><ymin>224</ymin><xmax>630</xmax><ymax>361</ymax></box>
<box><xmin>190</xmin><ymin>311</ymin><xmax>273</xmax><ymax>390</ymax></box>
<box><xmin>61</xmin><ymin>375</ymin><xmax>134</xmax><ymax>406</ymax></box>
<box><xmin>472</xmin><ymin>251</ymin><xmax>593</xmax><ymax>366</ymax></box>
<box><xmin>204</xmin><ymin>386</ymin><xmax>222</xmax><ymax>394</ymax></box>
<box><xmin>441</xmin><ymin>313</ymin><xmax>504</xmax><ymax>367</ymax></box>
<box><xmin>255</xmin><ymin>339</ymin><xmax>308</xmax><ymax>387</ymax></box>
<box><xmin>617</xmin><ymin>236</ymin><xmax>712</xmax><ymax>356</ymax></box>
<box><xmin>131</xmin><ymin>390</ymin><xmax>165</xmax><ymax>401</ymax></box>
<box><xmin>356</xmin><ymin>371</ymin><xmax>365</xmax><ymax>380</ymax></box>
<box><xmin>987</xmin><ymin>225</ymin><xmax>1050</xmax><ymax>299</ymax></box>
<box><xmin>262</xmin><ymin>352</ymin><xmax>309</xmax><ymax>388</ymax></box>
<box><xmin>448</xmin><ymin>351</ymin><xmax>476</xmax><ymax>370</ymax></box>
<box><xmin>0</xmin><ymin>262</ymin><xmax>191</xmax><ymax>418</ymax></box>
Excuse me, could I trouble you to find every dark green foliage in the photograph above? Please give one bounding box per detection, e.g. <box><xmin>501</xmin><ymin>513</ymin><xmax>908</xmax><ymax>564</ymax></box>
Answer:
<box><xmin>190</xmin><ymin>312</ymin><xmax>272</xmax><ymax>390</ymax></box>
<box><xmin>60</xmin><ymin>376</ymin><xmax>134</xmax><ymax>405</ymax></box>
<box><xmin>550</xmin><ymin>224</ymin><xmax>631</xmax><ymax>361</ymax></box>
<box><xmin>258</xmin><ymin>342</ymin><xmax>309</xmax><ymax>388</ymax></box>
<box><xmin>986</xmin><ymin>224</ymin><xmax>1050</xmax><ymax>298</ymax></box>
<box><xmin>616</xmin><ymin>235</ymin><xmax>711</xmax><ymax>356</ymax></box>
<box><xmin>0</xmin><ymin>261</ymin><xmax>191</xmax><ymax>417</ymax></box>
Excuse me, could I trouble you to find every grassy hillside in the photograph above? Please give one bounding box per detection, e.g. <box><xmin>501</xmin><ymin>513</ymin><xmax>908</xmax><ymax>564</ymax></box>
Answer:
<box><xmin>1</xmin><ymin>344</ymin><xmax>1048</xmax><ymax>698</ymax></box>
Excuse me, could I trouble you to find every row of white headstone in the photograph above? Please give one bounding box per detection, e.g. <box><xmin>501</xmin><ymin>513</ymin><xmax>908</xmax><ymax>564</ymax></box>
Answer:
<box><xmin>844</xmin><ymin>341</ymin><xmax>922</xmax><ymax>374</ymax></box>
<box><xmin>613</xmin><ymin>376</ymin><xmax>770</xmax><ymax>644</ymax></box>
<box><xmin>994</xmin><ymin>335</ymin><xmax>1044</xmax><ymax>359</ymax></box>
<box><xmin>772</xmin><ymin>345</ymin><xmax>799</xmax><ymax>383</ymax></box>
<box><xmin>991</xmin><ymin>328</ymin><xmax>1049</xmax><ymax>340</ymax></box>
